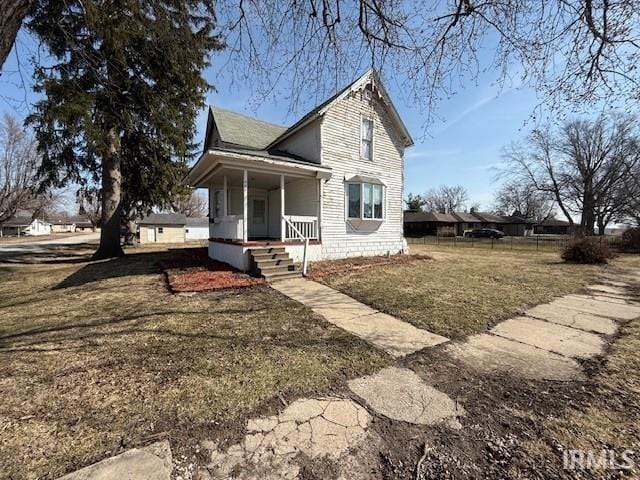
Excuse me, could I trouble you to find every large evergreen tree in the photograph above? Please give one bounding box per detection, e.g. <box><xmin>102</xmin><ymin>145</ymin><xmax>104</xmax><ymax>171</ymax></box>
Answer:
<box><xmin>27</xmin><ymin>0</ymin><xmax>221</xmax><ymax>258</ymax></box>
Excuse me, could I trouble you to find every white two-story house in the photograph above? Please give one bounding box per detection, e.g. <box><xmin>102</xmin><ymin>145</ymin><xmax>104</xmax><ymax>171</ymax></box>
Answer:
<box><xmin>184</xmin><ymin>69</ymin><xmax>414</xmax><ymax>280</ymax></box>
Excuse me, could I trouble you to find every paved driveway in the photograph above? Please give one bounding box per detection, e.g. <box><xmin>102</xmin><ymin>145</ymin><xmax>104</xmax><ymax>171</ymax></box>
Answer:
<box><xmin>0</xmin><ymin>232</ymin><xmax>100</xmax><ymax>259</ymax></box>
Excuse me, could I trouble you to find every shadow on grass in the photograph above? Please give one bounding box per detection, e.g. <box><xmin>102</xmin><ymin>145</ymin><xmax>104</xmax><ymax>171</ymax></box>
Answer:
<box><xmin>0</xmin><ymin>243</ymin><xmax>98</xmax><ymax>265</ymax></box>
<box><xmin>54</xmin><ymin>247</ymin><xmax>207</xmax><ymax>289</ymax></box>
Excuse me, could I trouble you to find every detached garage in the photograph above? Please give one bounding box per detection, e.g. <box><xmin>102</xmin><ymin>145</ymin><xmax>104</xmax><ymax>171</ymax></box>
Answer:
<box><xmin>138</xmin><ymin>213</ymin><xmax>187</xmax><ymax>244</ymax></box>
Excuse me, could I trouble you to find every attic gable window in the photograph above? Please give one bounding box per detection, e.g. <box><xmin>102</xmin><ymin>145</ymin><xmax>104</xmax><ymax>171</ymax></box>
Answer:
<box><xmin>361</xmin><ymin>118</ymin><xmax>373</xmax><ymax>160</ymax></box>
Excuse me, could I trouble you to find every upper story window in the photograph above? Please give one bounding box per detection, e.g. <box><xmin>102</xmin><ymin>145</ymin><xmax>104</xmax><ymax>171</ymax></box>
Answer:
<box><xmin>361</xmin><ymin>118</ymin><xmax>373</xmax><ymax>160</ymax></box>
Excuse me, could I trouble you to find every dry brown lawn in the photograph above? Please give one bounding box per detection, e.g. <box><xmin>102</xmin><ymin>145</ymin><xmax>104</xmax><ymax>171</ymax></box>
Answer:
<box><xmin>0</xmin><ymin>246</ymin><xmax>388</xmax><ymax>480</ymax></box>
<box><xmin>320</xmin><ymin>245</ymin><xmax>608</xmax><ymax>339</ymax></box>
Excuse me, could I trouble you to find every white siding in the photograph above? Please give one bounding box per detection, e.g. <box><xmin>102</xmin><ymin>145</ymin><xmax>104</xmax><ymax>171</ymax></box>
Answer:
<box><xmin>319</xmin><ymin>89</ymin><xmax>405</xmax><ymax>259</ymax></box>
<box><xmin>276</xmin><ymin>120</ymin><xmax>322</xmax><ymax>164</ymax></box>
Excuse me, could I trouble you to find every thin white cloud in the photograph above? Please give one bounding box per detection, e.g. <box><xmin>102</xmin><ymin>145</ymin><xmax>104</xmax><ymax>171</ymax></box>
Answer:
<box><xmin>405</xmin><ymin>147</ymin><xmax>463</xmax><ymax>159</ymax></box>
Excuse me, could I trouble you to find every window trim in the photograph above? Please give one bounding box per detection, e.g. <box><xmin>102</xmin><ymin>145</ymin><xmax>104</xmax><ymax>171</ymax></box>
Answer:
<box><xmin>346</xmin><ymin>181</ymin><xmax>384</xmax><ymax>221</ymax></box>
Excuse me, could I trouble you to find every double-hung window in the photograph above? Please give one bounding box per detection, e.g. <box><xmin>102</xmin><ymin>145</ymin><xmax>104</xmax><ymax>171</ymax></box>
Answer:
<box><xmin>361</xmin><ymin>118</ymin><xmax>373</xmax><ymax>160</ymax></box>
<box><xmin>347</xmin><ymin>182</ymin><xmax>384</xmax><ymax>220</ymax></box>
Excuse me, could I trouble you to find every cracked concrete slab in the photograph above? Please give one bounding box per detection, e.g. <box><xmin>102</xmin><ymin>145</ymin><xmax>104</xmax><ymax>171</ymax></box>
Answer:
<box><xmin>59</xmin><ymin>441</ymin><xmax>172</xmax><ymax>480</ymax></box>
<box><xmin>587</xmin><ymin>284</ymin><xmax>629</xmax><ymax>295</ymax></box>
<box><xmin>569</xmin><ymin>293</ymin><xmax>634</xmax><ymax>305</ymax></box>
<box><xmin>200</xmin><ymin>397</ymin><xmax>370</xmax><ymax>480</ymax></box>
<box><xmin>447</xmin><ymin>334</ymin><xmax>585</xmax><ymax>381</ymax></box>
<box><xmin>348</xmin><ymin>367</ymin><xmax>464</xmax><ymax>427</ymax></box>
<box><xmin>272</xmin><ymin>278</ymin><xmax>448</xmax><ymax>357</ymax></box>
<box><xmin>552</xmin><ymin>296</ymin><xmax>640</xmax><ymax>320</ymax></box>
<box><xmin>525</xmin><ymin>303</ymin><xmax>618</xmax><ymax>335</ymax></box>
<box><xmin>491</xmin><ymin>317</ymin><xmax>605</xmax><ymax>359</ymax></box>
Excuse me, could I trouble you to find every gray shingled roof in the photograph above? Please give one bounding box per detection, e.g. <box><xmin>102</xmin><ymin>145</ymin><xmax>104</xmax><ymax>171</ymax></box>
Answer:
<box><xmin>186</xmin><ymin>217</ymin><xmax>208</xmax><ymax>227</ymax></box>
<box><xmin>451</xmin><ymin>212</ymin><xmax>481</xmax><ymax>223</ymax></box>
<box><xmin>1</xmin><ymin>216</ymin><xmax>33</xmax><ymax>226</ymax></box>
<box><xmin>404</xmin><ymin>211</ymin><xmax>458</xmax><ymax>223</ymax></box>
<box><xmin>138</xmin><ymin>213</ymin><xmax>187</xmax><ymax>226</ymax></box>
<box><xmin>471</xmin><ymin>212</ymin><xmax>507</xmax><ymax>223</ymax></box>
<box><xmin>211</xmin><ymin>107</ymin><xmax>287</xmax><ymax>150</ymax></box>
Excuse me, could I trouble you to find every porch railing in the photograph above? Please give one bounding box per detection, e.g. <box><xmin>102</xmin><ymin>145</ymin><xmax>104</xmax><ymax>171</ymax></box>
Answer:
<box><xmin>282</xmin><ymin>216</ymin><xmax>311</xmax><ymax>276</ymax></box>
<box><xmin>210</xmin><ymin>215</ymin><xmax>243</xmax><ymax>240</ymax></box>
<box><xmin>283</xmin><ymin>215</ymin><xmax>318</xmax><ymax>241</ymax></box>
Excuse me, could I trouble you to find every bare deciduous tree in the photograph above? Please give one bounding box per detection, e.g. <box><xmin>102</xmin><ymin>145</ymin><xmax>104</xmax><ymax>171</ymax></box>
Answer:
<box><xmin>0</xmin><ymin>112</ymin><xmax>40</xmax><ymax>223</ymax></box>
<box><xmin>493</xmin><ymin>179</ymin><xmax>555</xmax><ymax>222</ymax></box>
<box><xmin>502</xmin><ymin>115</ymin><xmax>640</xmax><ymax>234</ymax></box>
<box><xmin>217</xmin><ymin>0</ymin><xmax>640</xmax><ymax>127</ymax></box>
<box><xmin>77</xmin><ymin>187</ymin><xmax>101</xmax><ymax>230</ymax></box>
<box><xmin>424</xmin><ymin>184</ymin><xmax>468</xmax><ymax>213</ymax></box>
<box><xmin>4</xmin><ymin>2</ymin><xmax>638</xmax><ymax>131</ymax></box>
<box><xmin>172</xmin><ymin>189</ymin><xmax>208</xmax><ymax>217</ymax></box>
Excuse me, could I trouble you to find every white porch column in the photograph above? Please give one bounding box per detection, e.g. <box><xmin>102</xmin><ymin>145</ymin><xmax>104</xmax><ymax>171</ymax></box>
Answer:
<box><xmin>223</xmin><ymin>175</ymin><xmax>228</xmax><ymax>216</ymax></box>
<box><xmin>317</xmin><ymin>178</ymin><xmax>322</xmax><ymax>241</ymax></box>
<box><xmin>243</xmin><ymin>169</ymin><xmax>248</xmax><ymax>242</ymax></box>
<box><xmin>280</xmin><ymin>174</ymin><xmax>285</xmax><ymax>241</ymax></box>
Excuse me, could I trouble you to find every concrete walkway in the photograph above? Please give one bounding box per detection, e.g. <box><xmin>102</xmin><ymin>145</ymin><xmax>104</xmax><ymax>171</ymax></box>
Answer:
<box><xmin>450</xmin><ymin>275</ymin><xmax>640</xmax><ymax>381</ymax></box>
<box><xmin>57</xmin><ymin>271</ymin><xmax>640</xmax><ymax>479</ymax></box>
<box><xmin>272</xmin><ymin>277</ymin><xmax>449</xmax><ymax>357</ymax></box>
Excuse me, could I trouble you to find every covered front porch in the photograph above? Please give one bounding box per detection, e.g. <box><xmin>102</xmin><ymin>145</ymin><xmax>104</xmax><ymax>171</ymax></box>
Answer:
<box><xmin>208</xmin><ymin>166</ymin><xmax>323</xmax><ymax>244</ymax></box>
<box><xmin>184</xmin><ymin>148</ymin><xmax>331</xmax><ymax>271</ymax></box>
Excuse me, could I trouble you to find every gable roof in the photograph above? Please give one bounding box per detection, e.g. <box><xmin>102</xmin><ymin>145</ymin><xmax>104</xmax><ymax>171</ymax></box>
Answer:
<box><xmin>208</xmin><ymin>107</ymin><xmax>287</xmax><ymax>150</ymax></box>
<box><xmin>138</xmin><ymin>213</ymin><xmax>187</xmax><ymax>226</ymax></box>
<box><xmin>267</xmin><ymin>69</ymin><xmax>414</xmax><ymax>149</ymax></box>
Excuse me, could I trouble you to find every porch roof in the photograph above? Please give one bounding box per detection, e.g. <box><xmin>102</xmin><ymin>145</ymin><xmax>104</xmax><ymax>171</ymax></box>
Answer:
<box><xmin>184</xmin><ymin>147</ymin><xmax>332</xmax><ymax>187</ymax></box>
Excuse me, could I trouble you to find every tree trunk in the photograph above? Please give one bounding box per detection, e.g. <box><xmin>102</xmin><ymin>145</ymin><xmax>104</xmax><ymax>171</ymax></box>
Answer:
<box><xmin>93</xmin><ymin>129</ymin><xmax>124</xmax><ymax>259</ymax></box>
<box><xmin>0</xmin><ymin>0</ymin><xmax>34</xmax><ymax>74</ymax></box>
<box><xmin>122</xmin><ymin>216</ymin><xmax>138</xmax><ymax>246</ymax></box>
<box><xmin>581</xmin><ymin>189</ymin><xmax>596</xmax><ymax>235</ymax></box>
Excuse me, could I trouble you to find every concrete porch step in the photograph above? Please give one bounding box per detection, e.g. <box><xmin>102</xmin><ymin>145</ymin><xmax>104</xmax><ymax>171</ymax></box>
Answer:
<box><xmin>254</xmin><ymin>257</ymin><xmax>294</xmax><ymax>268</ymax></box>
<box><xmin>258</xmin><ymin>263</ymin><xmax>296</xmax><ymax>275</ymax></box>
<box><xmin>250</xmin><ymin>252</ymin><xmax>290</xmax><ymax>261</ymax></box>
<box><xmin>248</xmin><ymin>246</ymin><xmax>286</xmax><ymax>255</ymax></box>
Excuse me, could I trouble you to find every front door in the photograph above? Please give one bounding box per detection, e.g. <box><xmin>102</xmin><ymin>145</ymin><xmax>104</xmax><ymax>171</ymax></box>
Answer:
<box><xmin>249</xmin><ymin>195</ymin><xmax>268</xmax><ymax>238</ymax></box>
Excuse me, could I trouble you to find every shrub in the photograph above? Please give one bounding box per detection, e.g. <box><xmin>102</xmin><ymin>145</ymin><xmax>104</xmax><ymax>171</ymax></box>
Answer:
<box><xmin>561</xmin><ymin>236</ymin><xmax>616</xmax><ymax>264</ymax></box>
<box><xmin>620</xmin><ymin>227</ymin><xmax>640</xmax><ymax>253</ymax></box>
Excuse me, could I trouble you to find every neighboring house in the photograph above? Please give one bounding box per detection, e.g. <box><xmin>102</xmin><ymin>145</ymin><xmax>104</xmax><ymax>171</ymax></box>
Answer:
<box><xmin>500</xmin><ymin>213</ymin><xmax>535</xmax><ymax>236</ymax></box>
<box><xmin>48</xmin><ymin>216</ymin><xmax>76</xmax><ymax>233</ymax></box>
<box><xmin>0</xmin><ymin>216</ymin><xmax>52</xmax><ymax>236</ymax></box>
<box><xmin>533</xmin><ymin>218</ymin><xmax>576</xmax><ymax>235</ymax></box>
<box><xmin>73</xmin><ymin>216</ymin><xmax>95</xmax><ymax>232</ymax></box>
<box><xmin>138</xmin><ymin>213</ymin><xmax>209</xmax><ymax>244</ymax></box>
<box><xmin>184</xmin><ymin>69</ymin><xmax>414</xmax><ymax>279</ymax></box>
<box><xmin>185</xmin><ymin>217</ymin><xmax>209</xmax><ymax>241</ymax></box>
<box><xmin>451</xmin><ymin>212</ymin><xmax>483</xmax><ymax>237</ymax></box>
<box><xmin>404</xmin><ymin>210</ymin><xmax>535</xmax><ymax>237</ymax></box>
<box><xmin>47</xmin><ymin>215</ymin><xmax>95</xmax><ymax>233</ymax></box>
<box><xmin>403</xmin><ymin>211</ymin><xmax>457</xmax><ymax>237</ymax></box>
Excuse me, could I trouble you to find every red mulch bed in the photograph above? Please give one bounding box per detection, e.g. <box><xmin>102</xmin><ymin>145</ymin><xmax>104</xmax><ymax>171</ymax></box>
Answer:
<box><xmin>306</xmin><ymin>253</ymin><xmax>432</xmax><ymax>280</ymax></box>
<box><xmin>159</xmin><ymin>248</ymin><xmax>265</xmax><ymax>292</ymax></box>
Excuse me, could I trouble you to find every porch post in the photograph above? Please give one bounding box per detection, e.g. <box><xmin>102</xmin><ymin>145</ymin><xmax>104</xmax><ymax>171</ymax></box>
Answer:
<box><xmin>223</xmin><ymin>175</ymin><xmax>228</xmax><ymax>216</ymax></box>
<box><xmin>280</xmin><ymin>174</ymin><xmax>285</xmax><ymax>241</ymax></box>
<box><xmin>243</xmin><ymin>169</ymin><xmax>248</xmax><ymax>242</ymax></box>
<box><xmin>317</xmin><ymin>178</ymin><xmax>322</xmax><ymax>241</ymax></box>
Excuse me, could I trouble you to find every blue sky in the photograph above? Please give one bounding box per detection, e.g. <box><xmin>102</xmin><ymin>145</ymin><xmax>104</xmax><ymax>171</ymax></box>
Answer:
<box><xmin>1</xmin><ymin>31</ymin><xmax>543</xmax><ymax>210</ymax></box>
